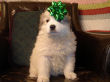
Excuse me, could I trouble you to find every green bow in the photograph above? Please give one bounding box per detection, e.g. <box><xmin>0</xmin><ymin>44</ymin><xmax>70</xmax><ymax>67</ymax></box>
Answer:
<box><xmin>47</xmin><ymin>1</ymin><xmax>68</xmax><ymax>21</ymax></box>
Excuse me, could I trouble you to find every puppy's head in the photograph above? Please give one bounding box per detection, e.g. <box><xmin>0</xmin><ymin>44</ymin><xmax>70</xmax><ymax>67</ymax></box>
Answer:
<box><xmin>39</xmin><ymin>10</ymin><xmax>71</xmax><ymax>36</ymax></box>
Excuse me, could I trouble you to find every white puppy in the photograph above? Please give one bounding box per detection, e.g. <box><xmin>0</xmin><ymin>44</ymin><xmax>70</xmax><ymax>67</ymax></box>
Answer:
<box><xmin>29</xmin><ymin>10</ymin><xmax>77</xmax><ymax>82</ymax></box>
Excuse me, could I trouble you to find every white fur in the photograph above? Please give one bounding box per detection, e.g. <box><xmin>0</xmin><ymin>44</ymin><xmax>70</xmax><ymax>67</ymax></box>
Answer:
<box><xmin>29</xmin><ymin>11</ymin><xmax>77</xmax><ymax>82</ymax></box>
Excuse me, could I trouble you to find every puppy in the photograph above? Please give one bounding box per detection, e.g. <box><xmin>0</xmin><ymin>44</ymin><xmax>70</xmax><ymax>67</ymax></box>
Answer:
<box><xmin>29</xmin><ymin>10</ymin><xmax>77</xmax><ymax>82</ymax></box>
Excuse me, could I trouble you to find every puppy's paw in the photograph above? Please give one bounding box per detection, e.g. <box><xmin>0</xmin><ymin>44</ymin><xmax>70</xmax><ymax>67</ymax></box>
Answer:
<box><xmin>64</xmin><ymin>72</ymin><xmax>77</xmax><ymax>80</ymax></box>
<box><xmin>37</xmin><ymin>76</ymin><xmax>49</xmax><ymax>82</ymax></box>
<box><xmin>29</xmin><ymin>74</ymin><xmax>37</xmax><ymax>79</ymax></box>
<box><xmin>28</xmin><ymin>77</ymin><xmax>36</xmax><ymax>80</ymax></box>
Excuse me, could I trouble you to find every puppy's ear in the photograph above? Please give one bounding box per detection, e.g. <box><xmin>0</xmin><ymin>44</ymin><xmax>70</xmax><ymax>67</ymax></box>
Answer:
<box><xmin>39</xmin><ymin>10</ymin><xmax>49</xmax><ymax>30</ymax></box>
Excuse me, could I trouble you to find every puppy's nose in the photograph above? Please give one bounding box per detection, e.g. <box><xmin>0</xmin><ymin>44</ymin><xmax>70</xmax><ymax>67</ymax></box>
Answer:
<box><xmin>50</xmin><ymin>25</ymin><xmax>56</xmax><ymax>30</ymax></box>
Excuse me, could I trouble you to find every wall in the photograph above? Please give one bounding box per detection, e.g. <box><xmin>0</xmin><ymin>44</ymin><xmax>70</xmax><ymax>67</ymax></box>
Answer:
<box><xmin>4</xmin><ymin>0</ymin><xmax>107</xmax><ymax>4</ymax></box>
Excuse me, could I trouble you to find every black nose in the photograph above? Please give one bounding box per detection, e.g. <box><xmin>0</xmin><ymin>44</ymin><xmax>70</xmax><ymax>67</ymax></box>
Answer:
<box><xmin>50</xmin><ymin>25</ymin><xmax>56</xmax><ymax>30</ymax></box>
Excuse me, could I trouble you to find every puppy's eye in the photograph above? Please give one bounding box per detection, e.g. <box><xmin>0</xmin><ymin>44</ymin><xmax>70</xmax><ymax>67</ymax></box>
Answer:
<box><xmin>46</xmin><ymin>19</ymin><xmax>49</xmax><ymax>23</ymax></box>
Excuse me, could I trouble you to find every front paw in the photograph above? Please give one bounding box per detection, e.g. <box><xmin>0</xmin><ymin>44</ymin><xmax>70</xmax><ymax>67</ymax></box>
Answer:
<box><xmin>29</xmin><ymin>74</ymin><xmax>37</xmax><ymax>80</ymax></box>
<box><xmin>37</xmin><ymin>76</ymin><xmax>49</xmax><ymax>82</ymax></box>
<box><xmin>64</xmin><ymin>72</ymin><xmax>77</xmax><ymax>80</ymax></box>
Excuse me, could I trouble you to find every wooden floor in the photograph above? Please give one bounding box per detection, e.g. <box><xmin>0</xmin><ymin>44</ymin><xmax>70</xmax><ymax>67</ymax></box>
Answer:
<box><xmin>0</xmin><ymin>67</ymin><xmax>110</xmax><ymax>82</ymax></box>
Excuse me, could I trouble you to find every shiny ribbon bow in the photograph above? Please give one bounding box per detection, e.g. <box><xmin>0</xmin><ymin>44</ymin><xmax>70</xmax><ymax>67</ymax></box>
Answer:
<box><xmin>47</xmin><ymin>1</ymin><xmax>68</xmax><ymax>21</ymax></box>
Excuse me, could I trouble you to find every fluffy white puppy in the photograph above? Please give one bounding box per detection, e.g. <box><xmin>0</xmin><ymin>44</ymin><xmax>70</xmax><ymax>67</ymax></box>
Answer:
<box><xmin>29</xmin><ymin>10</ymin><xmax>77</xmax><ymax>82</ymax></box>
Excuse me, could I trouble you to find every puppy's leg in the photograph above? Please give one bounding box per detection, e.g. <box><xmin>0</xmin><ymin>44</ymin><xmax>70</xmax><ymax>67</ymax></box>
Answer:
<box><xmin>37</xmin><ymin>56</ymin><xmax>50</xmax><ymax>82</ymax></box>
<box><xmin>64</xmin><ymin>55</ymin><xmax>77</xmax><ymax>80</ymax></box>
<box><xmin>29</xmin><ymin>64</ymin><xmax>37</xmax><ymax>79</ymax></box>
<box><xmin>29</xmin><ymin>48</ymin><xmax>38</xmax><ymax>79</ymax></box>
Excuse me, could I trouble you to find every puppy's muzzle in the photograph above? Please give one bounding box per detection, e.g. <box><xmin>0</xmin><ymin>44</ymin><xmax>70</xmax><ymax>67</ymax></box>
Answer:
<box><xmin>50</xmin><ymin>25</ymin><xmax>56</xmax><ymax>31</ymax></box>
